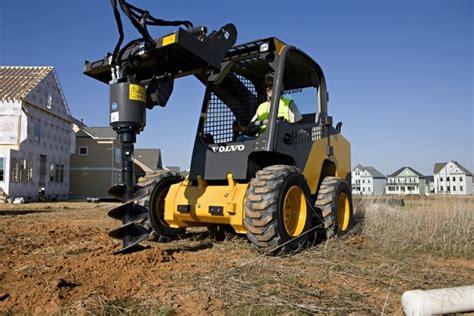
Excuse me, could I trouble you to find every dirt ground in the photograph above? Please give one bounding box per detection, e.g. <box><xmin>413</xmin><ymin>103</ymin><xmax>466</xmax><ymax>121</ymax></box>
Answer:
<box><xmin>0</xmin><ymin>199</ymin><xmax>473</xmax><ymax>315</ymax></box>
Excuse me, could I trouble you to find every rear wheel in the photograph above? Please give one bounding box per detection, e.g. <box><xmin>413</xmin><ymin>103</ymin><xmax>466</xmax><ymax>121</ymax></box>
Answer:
<box><xmin>244</xmin><ymin>165</ymin><xmax>312</xmax><ymax>255</ymax></box>
<box><xmin>140</xmin><ymin>172</ymin><xmax>185</xmax><ymax>242</ymax></box>
<box><xmin>314</xmin><ymin>176</ymin><xmax>353</xmax><ymax>239</ymax></box>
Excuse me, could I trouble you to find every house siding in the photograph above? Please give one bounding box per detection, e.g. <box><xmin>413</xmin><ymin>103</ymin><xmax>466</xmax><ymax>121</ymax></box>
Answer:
<box><xmin>373</xmin><ymin>178</ymin><xmax>386</xmax><ymax>195</ymax></box>
<box><xmin>70</xmin><ymin>130</ymin><xmax>121</xmax><ymax>199</ymax></box>
<box><xmin>70</xmin><ymin>169</ymin><xmax>115</xmax><ymax>199</ymax></box>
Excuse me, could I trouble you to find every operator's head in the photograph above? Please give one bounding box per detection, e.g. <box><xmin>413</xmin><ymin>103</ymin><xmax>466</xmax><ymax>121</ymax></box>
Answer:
<box><xmin>264</xmin><ymin>72</ymin><xmax>283</xmax><ymax>98</ymax></box>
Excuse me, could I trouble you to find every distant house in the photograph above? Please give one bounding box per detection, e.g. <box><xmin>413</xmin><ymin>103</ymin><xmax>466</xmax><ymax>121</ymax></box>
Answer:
<box><xmin>0</xmin><ymin>66</ymin><xmax>74</xmax><ymax>201</ymax></box>
<box><xmin>386</xmin><ymin>167</ymin><xmax>427</xmax><ymax>195</ymax></box>
<box><xmin>70</xmin><ymin>123</ymin><xmax>121</xmax><ymax>199</ymax></box>
<box><xmin>425</xmin><ymin>176</ymin><xmax>435</xmax><ymax>194</ymax></box>
<box><xmin>134</xmin><ymin>149</ymin><xmax>163</xmax><ymax>180</ymax></box>
<box><xmin>433</xmin><ymin>161</ymin><xmax>473</xmax><ymax>195</ymax></box>
<box><xmin>70</xmin><ymin>123</ymin><xmax>163</xmax><ymax>199</ymax></box>
<box><xmin>351</xmin><ymin>164</ymin><xmax>386</xmax><ymax>195</ymax></box>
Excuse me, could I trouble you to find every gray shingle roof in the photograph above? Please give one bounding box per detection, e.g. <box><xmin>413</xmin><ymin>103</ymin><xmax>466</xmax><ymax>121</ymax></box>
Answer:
<box><xmin>433</xmin><ymin>163</ymin><xmax>446</xmax><ymax>174</ymax></box>
<box><xmin>433</xmin><ymin>161</ymin><xmax>472</xmax><ymax>176</ymax></box>
<box><xmin>364</xmin><ymin>166</ymin><xmax>385</xmax><ymax>178</ymax></box>
<box><xmin>352</xmin><ymin>164</ymin><xmax>385</xmax><ymax>178</ymax></box>
<box><xmin>134</xmin><ymin>149</ymin><xmax>162</xmax><ymax>170</ymax></box>
<box><xmin>82</xmin><ymin>127</ymin><xmax>117</xmax><ymax>139</ymax></box>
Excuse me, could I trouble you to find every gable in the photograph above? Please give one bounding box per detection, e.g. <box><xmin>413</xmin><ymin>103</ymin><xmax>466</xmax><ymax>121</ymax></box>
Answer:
<box><xmin>400</xmin><ymin>168</ymin><xmax>415</xmax><ymax>177</ymax></box>
<box><xmin>23</xmin><ymin>71</ymin><xmax>71</xmax><ymax>120</ymax></box>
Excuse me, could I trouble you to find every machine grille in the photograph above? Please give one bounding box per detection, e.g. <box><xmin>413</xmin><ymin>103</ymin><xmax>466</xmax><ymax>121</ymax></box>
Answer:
<box><xmin>203</xmin><ymin>73</ymin><xmax>259</xmax><ymax>144</ymax></box>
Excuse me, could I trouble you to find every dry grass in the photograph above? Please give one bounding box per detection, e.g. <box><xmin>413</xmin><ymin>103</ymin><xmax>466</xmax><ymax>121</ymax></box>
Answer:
<box><xmin>356</xmin><ymin>196</ymin><xmax>473</xmax><ymax>258</ymax></box>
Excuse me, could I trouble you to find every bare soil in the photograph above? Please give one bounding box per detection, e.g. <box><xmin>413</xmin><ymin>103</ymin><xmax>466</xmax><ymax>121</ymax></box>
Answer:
<box><xmin>0</xmin><ymin>199</ymin><xmax>473</xmax><ymax>315</ymax></box>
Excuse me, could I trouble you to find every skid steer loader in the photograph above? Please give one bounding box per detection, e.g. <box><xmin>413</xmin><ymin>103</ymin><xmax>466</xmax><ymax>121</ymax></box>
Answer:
<box><xmin>84</xmin><ymin>0</ymin><xmax>353</xmax><ymax>254</ymax></box>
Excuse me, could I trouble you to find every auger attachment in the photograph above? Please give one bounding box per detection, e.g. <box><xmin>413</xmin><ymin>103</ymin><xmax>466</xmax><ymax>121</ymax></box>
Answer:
<box><xmin>106</xmin><ymin>81</ymin><xmax>151</xmax><ymax>254</ymax></box>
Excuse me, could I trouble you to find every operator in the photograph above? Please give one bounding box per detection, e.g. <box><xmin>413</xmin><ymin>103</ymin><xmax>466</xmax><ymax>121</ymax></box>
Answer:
<box><xmin>235</xmin><ymin>72</ymin><xmax>302</xmax><ymax>142</ymax></box>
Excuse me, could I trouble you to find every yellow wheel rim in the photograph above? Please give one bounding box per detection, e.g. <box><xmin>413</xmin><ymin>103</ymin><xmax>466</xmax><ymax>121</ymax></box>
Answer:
<box><xmin>337</xmin><ymin>192</ymin><xmax>350</xmax><ymax>231</ymax></box>
<box><xmin>283</xmin><ymin>186</ymin><xmax>307</xmax><ymax>237</ymax></box>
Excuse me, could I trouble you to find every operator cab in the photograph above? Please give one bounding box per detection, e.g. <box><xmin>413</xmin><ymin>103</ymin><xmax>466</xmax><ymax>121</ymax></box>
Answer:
<box><xmin>190</xmin><ymin>38</ymin><xmax>331</xmax><ymax>182</ymax></box>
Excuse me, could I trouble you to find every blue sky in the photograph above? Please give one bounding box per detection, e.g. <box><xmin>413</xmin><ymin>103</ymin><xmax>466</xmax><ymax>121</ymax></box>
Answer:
<box><xmin>1</xmin><ymin>0</ymin><xmax>472</xmax><ymax>175</ymax></box>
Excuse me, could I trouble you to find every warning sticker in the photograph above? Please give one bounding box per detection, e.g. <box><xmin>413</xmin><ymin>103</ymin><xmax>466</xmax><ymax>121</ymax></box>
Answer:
<box><xmin>129</xmin><ymin>84</ymin><xmax>146</xmax><ymax>103</ymax></box>
<box><xmin>162</xmin><ymin>34</ymin><xmax>176</xmax><ymax>47</ymax></box>
<box><xmin>111</xmin><ymin>111</ymin><xmax>119</xmax><ymax>123</ymax></box>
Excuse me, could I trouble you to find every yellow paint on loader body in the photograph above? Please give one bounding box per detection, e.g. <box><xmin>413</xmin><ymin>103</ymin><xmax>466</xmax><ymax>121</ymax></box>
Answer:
<box><xmin>163</xmin><ymin>133</ymin><xmax>350</xmax><ymax>232</ymax></box>
<box><xmin>303</xmin><ymin>134</ymin><xmax>351</xmax><ymax>194</ymax></box>
<box><xmin>164</xmin><ymin>174</ymin><xmax>248</xmax><ymax>233</ymax></box>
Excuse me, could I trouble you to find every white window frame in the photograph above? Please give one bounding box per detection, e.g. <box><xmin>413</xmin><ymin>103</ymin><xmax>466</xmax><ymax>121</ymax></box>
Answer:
<box><xmin>79</xmin><ymin>146</ymin><xmax>88</xmax><ymax>156</ymax></box>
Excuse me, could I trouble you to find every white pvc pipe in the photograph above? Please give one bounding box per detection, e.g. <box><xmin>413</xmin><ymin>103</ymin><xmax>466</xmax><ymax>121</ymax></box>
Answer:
<box><xmin>402</xmin><ymin>285</ymin><xmax>474</xmax><ymax>315</ymax></box>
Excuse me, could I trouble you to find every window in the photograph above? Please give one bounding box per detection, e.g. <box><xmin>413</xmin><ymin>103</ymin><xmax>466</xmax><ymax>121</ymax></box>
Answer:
<box><xmin>50</xmin><ymin>164</ymin><xmax>55</xmax><ymax>181</ymax></box>
<box><xmin>362</xmin><ymin>188</ymin><xmax>365</xmax><ymax>192</ymax></box>
<box><xmin>79</xmin><ymin>146</ymin><xmax>88</xmax><ymax>155</ymax></box>
<box><xmin>0</xmin><ymin>157</ymin><xmax>4</xmax><ymax>181</ymax></box>
<box><xmin>50</xmin><ymin>164</ymin><xmax>64</xmax><ymax>183</ymax></box>
<box><xmin>453</xmin><ymin>186</ymin><xmax>456</xmax><ymax>191</ymax></box>
<box><xmin>440</xmin><ymin>186</ymin><xmax>443</xmax><ymax>191</ymax></box>
<box><xmin>362</xmin><ymin>179</ymin><xmax>365</xmax><ymax>184</ymax></box>
<box><xmin>368</xmin><ymin>179</ymin><xmax>371</xmax><ymax>184</ymax></box>
<box><xmin>452</xmin><ymin>177</ymin><xmax>456</xmax><ymax>181</ymax></box>
<box><xmin>460</xmin><ymin>186</ymin><xmax>463</xmax><ymax>191</ymax></box>
<box><xmin>460</xmin><ymin>177</ymin><xmax>463</xmax><ymax>182</ymax></box>
<box><xmin>59</xmin><ymin>165</ymin><xmax>64</xmax><ymax>183</ymax></box>
<box><xmin>447</xmin><ymin>186</ymin><xmax>450</xmax><ymax>192</ymax></box>
<box><xmin>10</xmin><ymin>158</ymin><xmax>31</xmax><ymax>182</ymax></box>
<box><xmin>447</xmin><ymin>177</ymin><xmax>450</xmax><ymax>181</ymax></box>
<box><xmin>24</xmin><ymin>160</ymin><xmax>32</xmax><ymax>181</ymax></box>
<box><xmin>47</xmin><ymin>91</ymin><xmax>53</xmax><ymax>109</ymax></box>
<box><xmin>34</xmin><ymin>123</ymin><xmax>41</xmax><ymax>144</ymax></box>
<box><xmin>115</xmin><ymin>148</ymin><xmax>121</xmax><ymax>163</ymax></box>
<box><xmin>440</xmin><ymin>177</ymin><xmax>443</xmax><ymax>181</ymax></box>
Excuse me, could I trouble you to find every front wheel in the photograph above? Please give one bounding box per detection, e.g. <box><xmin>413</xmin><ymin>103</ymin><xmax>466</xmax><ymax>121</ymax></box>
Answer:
<box><xmin>244</xmin><ymin>165</ymin><xmax>313</xmax><ymax>255</ymax></box>
<box><xmin>146</xmin><ymin>173</ymin><xmax>185</xmax><ymax>242</ymax></box>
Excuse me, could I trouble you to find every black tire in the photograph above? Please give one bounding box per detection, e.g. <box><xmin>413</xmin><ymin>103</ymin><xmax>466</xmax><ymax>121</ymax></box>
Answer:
<box><xmin>138</xmin><ymin>171</ymin><xmax>185</xmax><ymax>242</ymax></box>
<box><xmin>314</xmin><ymin>177</ymin><xmax>354</xmax><ymax>239</ymax></box>
<box><xmin>244</xmin><ymin>165</ymin><xmax>313</xmax><ymax>255</ymax></box>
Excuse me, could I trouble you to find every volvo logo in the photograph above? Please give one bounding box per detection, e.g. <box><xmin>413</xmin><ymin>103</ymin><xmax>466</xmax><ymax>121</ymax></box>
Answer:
<box><xmin>210</xmin><ymin>144</ymin><xmax>245</xmax><ymax>153</ymax></box>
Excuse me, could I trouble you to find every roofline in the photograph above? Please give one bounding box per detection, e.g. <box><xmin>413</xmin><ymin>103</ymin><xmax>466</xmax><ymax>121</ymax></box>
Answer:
<box><xmin>134</xmin><ymin>158</ymin><xmax>154</xmax><ymax>173</ymax></box>
<box><xmin>22</xmin><ymin>99</ymin><xmax>73</xmax><ymax>123</ymax></box>
<box><xmin>74</xmin><ymin>125</ymin><xmax>117</xmax><ymax>140</ymax></box>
